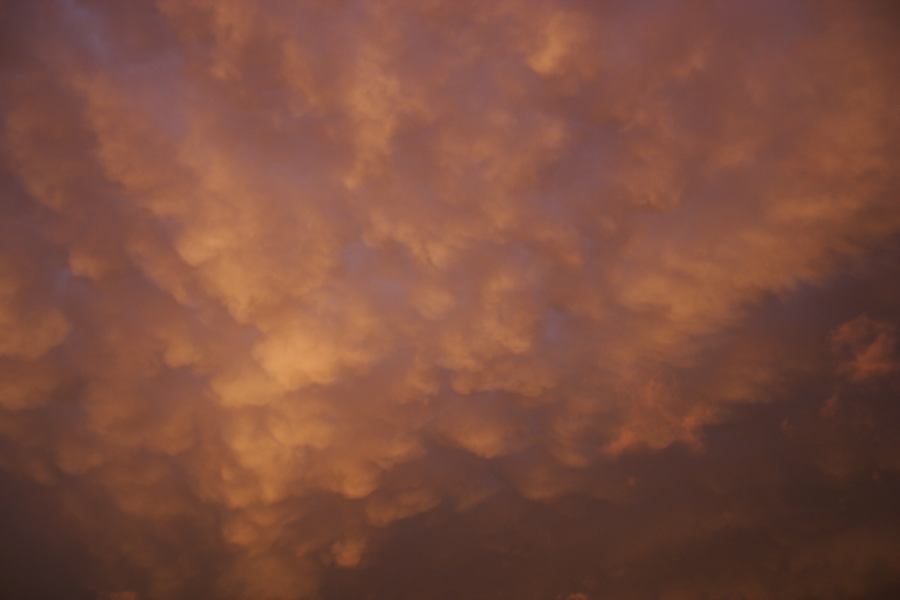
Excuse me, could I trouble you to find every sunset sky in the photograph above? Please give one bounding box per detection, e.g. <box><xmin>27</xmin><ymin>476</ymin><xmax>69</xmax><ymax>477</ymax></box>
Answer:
<box><xmin>2</xmin><ymin>1</ymin><xmax>900</xmax><ymax>599</ymax></box>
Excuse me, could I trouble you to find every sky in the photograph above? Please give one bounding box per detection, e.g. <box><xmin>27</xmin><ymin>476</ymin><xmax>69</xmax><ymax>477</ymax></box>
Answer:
<box><xmin>1</xmin><ymin>1</ymin><xmax>899</xmax><ymax>599</ymax></box>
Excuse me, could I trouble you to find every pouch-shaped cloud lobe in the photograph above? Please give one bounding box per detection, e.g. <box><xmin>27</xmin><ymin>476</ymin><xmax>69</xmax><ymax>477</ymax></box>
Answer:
<box><xmin>1</xmin><ymin>1</ymin><xmax>899</xmax><ymax>598</ymax></box>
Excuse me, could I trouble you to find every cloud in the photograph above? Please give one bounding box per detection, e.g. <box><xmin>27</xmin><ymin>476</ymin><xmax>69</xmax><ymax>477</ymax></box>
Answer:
<box><xmin>1</xmin><ymin>0</ymin><xmax>899</xmax><ymax>598</ymax></box>
<box><xmin>832</xmin><ymin>314</ymin><xmax>899</xmax><ymax>382</ymax></box>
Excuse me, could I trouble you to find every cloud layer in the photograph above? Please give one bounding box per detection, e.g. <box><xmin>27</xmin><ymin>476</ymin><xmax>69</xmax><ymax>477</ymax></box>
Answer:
<box><xmin>1</xmin><ymin>1</ymin><xmax>899</xmax><ymax>598</ymax></box>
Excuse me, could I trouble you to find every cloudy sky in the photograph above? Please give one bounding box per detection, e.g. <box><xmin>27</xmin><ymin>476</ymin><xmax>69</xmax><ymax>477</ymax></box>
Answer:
<box><xmin>2</xmin><ymin>1</ymin><xmax>899</xmax><ymax>598</ymax></box>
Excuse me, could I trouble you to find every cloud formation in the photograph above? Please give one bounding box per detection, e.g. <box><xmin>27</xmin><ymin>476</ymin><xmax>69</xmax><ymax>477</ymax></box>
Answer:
<box><xmin>1</xmin><ymin>0</ymin><xmax>899</xmax><ymax>598</ymax></box>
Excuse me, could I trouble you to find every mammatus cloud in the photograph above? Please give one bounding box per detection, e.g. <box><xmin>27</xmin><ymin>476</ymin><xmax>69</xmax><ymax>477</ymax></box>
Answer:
<box><xmin>1</xmin><ymin>0</ymin><xmax>899</xmax><ymax>598</ymax></box>
<box><xmin>832</xmin><ymin>315</ymin><xmax>899</xmax><ymax>383</ymax></box>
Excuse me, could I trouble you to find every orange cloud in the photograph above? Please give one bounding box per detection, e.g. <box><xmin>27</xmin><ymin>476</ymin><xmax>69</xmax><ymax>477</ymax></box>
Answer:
<box><xmin>1</xmin><ymin>1</ymin><xmax>899</xmax><ymax>598</ymax></box>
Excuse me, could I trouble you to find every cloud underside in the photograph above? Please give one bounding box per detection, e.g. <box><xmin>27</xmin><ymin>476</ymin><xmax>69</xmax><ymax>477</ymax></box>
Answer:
<box><xmin>1</xmin><ymin>1</ymin><xmax>899</xmax><ymax>598</ymax></box>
